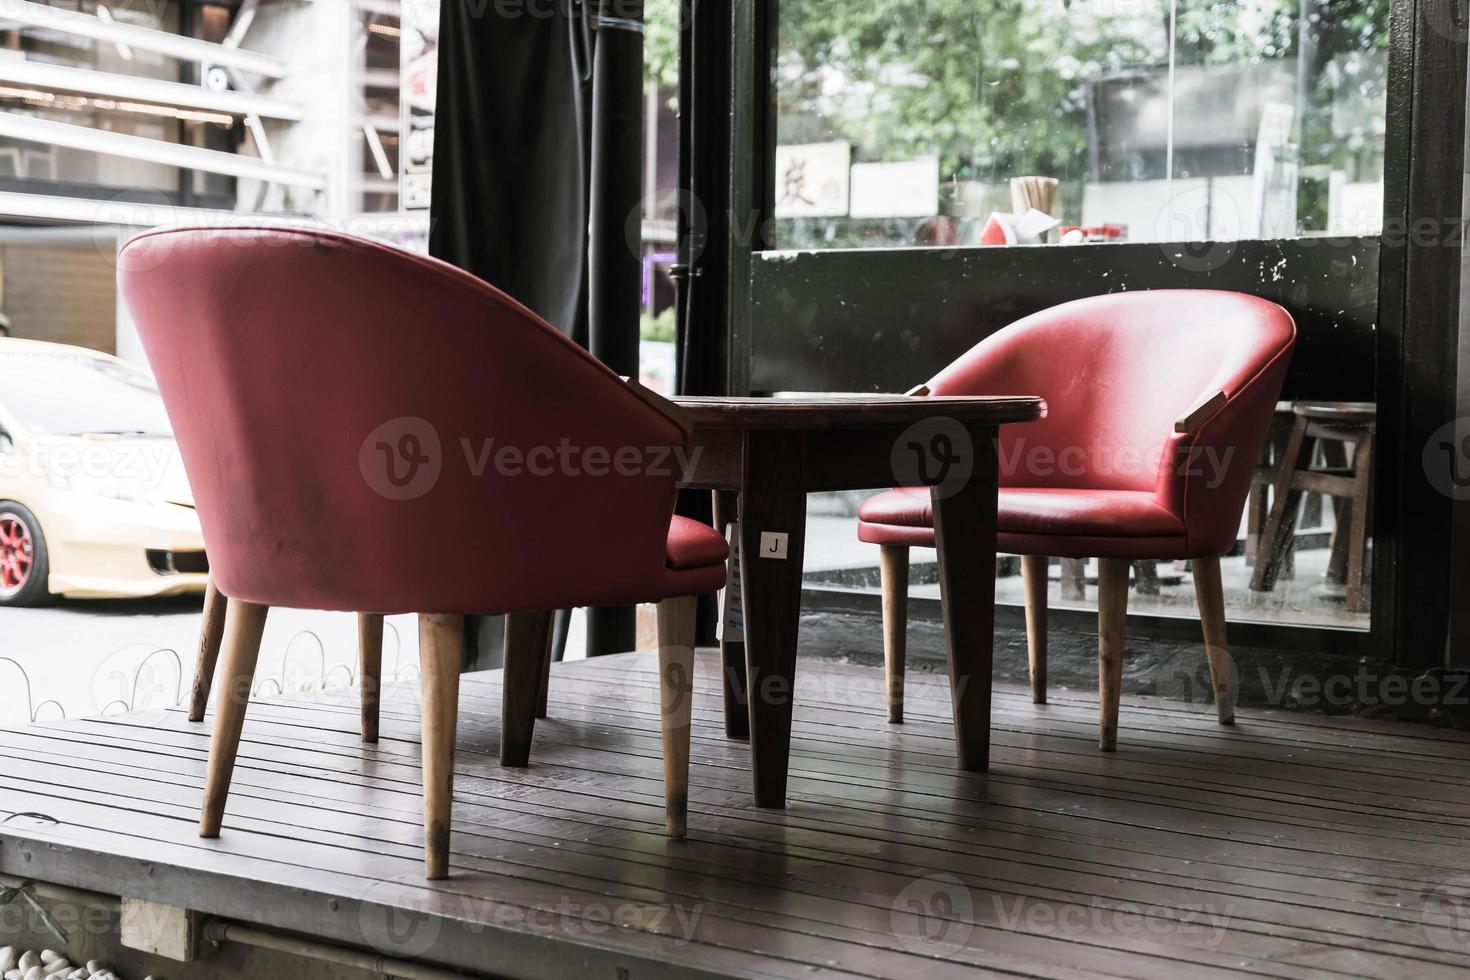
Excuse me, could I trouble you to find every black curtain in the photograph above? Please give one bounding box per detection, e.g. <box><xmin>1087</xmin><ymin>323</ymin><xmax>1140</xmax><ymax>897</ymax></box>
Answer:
<box><xmin>430</xmin><ymin>0</ymin><xmax>592</xmax><ymax>344</ymax></box>
<box><xmin>430</xmin><ymin>1</ymin><xmax>594</xmax><ymax>668</ymax></box>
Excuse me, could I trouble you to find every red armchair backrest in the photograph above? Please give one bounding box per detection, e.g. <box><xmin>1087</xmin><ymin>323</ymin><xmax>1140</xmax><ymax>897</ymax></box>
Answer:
<box><xmin>119</xmin><ymin>227</ymin><xmax>687</xmax><ymax>614</ymax></box>
<box><xmin>928</xmin><ymin>290</ymin><xmax>1295</xmax><ymax>555</ymax></box>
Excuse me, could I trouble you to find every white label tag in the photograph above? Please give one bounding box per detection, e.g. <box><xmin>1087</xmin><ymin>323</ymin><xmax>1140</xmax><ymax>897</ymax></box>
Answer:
<box><xmin>759</xmin><ymin>531</ymin><xmax>789</xmax><ymax>560</ymax></box>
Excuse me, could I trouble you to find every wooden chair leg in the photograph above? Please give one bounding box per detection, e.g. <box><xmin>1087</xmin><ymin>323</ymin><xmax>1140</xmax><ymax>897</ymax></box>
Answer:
<box><xmin>1021</xmin><ymin>555</ymin><xmax>1049</xmax><ymax>704</ymax></box>
<box><xmin>188</xmin><ymin>575</ymin><xmax>229</xmax><ymax>722</ymax></box>
<box><xmin>1192</xmin><ymin>556</ymin><xmax>1235</xmax><ymax>725</ymax></box>
<box><xmin>878</xmin><ymin>544</ymin><xmax>909</xmax><ymax>723</ymax></box>
<box><xmin>199</xmin><ymin>600</ymin><xmax>268</xmax><ymax>838</ymax></box>
<box><xmin>657</xmin><ymin>595</ymin><xmax>698</xmax><ymax>838</ymax></box>
<box><xmin>501</xmin><ymin>611</ymin><xmax>553</xmax><ymax>767</ymax></box>
<box><xmin>419</xmin><ymin>613</ymin><xmax>463</xmax><ymax>880</ymax></box>
<box><xmin>1096</xmin><ymin>558</ymin><xmax>1130</xmax><ymax>752</ymax></box>
<box><xmin>536</xmin><ymin>612</ymin><xmax>556</xmax><ymax>719</ymax></box>
<box><xmin>358</xmin><ymin>613</ymin><xmax>384</xmax><ymax>743</ymax></box>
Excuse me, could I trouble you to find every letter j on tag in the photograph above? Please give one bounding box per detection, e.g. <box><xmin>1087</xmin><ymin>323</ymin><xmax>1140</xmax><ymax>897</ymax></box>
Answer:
<box><xmin>759</xmin><ymin>532</ymin><xmax>789</xmax><ymax>559</ymax></box>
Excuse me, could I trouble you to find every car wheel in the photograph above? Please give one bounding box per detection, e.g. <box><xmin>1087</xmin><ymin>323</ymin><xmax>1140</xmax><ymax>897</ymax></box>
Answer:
<box><xmin>0</xmin><ymin>502</ymin><xmax>52</xmax><ymax>607</ymax></box>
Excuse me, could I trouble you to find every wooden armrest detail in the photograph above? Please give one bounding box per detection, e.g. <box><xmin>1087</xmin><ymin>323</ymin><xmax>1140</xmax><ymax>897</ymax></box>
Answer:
<box><xmin>1175</xmin><ymin>390</ymin><xmax>1228</xmax><ymax>434</ymax></box>
<box><xmin>906</xmin><ymin>383</ymin><xmax>931</xmax><ymax>397</ymax></box>
<box><xmin>622</xmin><ymin>376</ymin><xmax>694</xmax><ymax>431</ymax></box>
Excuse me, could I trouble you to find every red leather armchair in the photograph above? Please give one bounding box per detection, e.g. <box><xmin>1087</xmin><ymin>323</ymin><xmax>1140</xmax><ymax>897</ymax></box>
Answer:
<box><xmin>858</xmin><ymin>290</ymin><xmax>1296</xmax><ymax>749</ymax></box>
<box><xmin>119</xmin><ymin>227</ymin><xmax>726</xmax><ymax>877</ymax></box>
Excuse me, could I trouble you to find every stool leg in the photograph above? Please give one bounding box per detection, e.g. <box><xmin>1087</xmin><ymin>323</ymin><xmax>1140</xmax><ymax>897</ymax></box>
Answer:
<box><xmin>1252</xmin><ymin>416</ymin><xmax>1311</xmax><ymax>593</ymax></box>
<box><xmin>1321</xmin><ymin>439</ymin><xmax>1351</xmax><ymax>585</ymax></box>
<box><xmin>1346</xmin><ymin>434</ymin><xmax>1374</xmax><ymax>614</ymax></box>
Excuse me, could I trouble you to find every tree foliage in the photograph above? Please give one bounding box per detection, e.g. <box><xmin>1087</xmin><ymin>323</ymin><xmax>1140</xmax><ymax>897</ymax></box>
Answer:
<box><xmin>645</xmin><ymin>0</ymin><xmax>1388</xmax><ymax>182</ymax></box>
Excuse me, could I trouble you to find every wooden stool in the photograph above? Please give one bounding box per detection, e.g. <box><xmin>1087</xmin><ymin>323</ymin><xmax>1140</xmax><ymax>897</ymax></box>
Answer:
<box><xmin>1250</xmin><ymin>401</ymin><xmax>1375</xmax><ymax>613</ymax></box>
<box><xmin>1246</xmin><ymin>403</ymin><xmax>1295</xmax><ymax>568</ymax></box>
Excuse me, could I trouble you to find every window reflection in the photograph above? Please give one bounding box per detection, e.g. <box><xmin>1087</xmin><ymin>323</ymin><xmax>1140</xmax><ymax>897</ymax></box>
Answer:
<box><xmin>775</xmin><ymin>0</ymin><xmax>1388</xmax><ymax>249</ymax></box>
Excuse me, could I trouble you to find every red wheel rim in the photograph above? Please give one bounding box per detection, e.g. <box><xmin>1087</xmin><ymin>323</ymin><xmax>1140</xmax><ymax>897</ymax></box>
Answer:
<box><xmin>0</xmin><ymin>512</ymin><xmax>34</xmax><ymax>597</ymax></box>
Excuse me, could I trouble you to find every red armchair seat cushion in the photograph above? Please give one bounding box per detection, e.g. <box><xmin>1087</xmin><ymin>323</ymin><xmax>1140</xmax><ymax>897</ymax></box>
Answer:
<box><xmin>662</xmin><ymin>516</ymin><xmax>729</xmax><ymax>596</ymax></box>
<box><xmin>667</xmin><ymin>516</ymin><xmax>729</xmax><ymax>570</ymax></box>
<box><xmin>859</xmin><ymin>486</ymin><xmax>1184</xmax><ymax>539</ymax></box>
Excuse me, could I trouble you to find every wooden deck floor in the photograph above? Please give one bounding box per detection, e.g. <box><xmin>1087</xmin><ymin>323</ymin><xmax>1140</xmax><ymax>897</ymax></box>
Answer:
<box><xmin>2</xmin><ymin>651</ymin><xmax>1469</xmax><ymax>979</ymax></box>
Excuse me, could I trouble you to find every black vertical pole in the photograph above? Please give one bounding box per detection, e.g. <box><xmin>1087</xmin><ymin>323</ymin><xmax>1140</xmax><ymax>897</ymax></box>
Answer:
<box><xmin>585</xmin><ymin>0</ymin><xmax>644</xmax><ymax>656</ymax></box>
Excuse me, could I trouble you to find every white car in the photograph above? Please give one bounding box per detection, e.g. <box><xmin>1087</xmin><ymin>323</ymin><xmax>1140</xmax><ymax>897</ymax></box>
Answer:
<box><xmin>0</xmin><ymin>338</ymin><xmax>207</xmax><ymax>605</ymax></box>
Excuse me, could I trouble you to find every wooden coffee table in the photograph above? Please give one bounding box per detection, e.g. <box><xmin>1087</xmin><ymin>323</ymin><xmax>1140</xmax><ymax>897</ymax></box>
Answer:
<box><xmin>670</xmin><ymin>394</ymin><xmax>1045</xmax><ymax>807</ymax></box>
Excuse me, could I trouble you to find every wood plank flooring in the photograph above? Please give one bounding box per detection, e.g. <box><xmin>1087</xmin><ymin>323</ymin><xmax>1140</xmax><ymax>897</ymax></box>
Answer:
<box><xmin>2</xmin><ymin>651</ymin><xmax>1468</xmax><ymax>979</ymax></box>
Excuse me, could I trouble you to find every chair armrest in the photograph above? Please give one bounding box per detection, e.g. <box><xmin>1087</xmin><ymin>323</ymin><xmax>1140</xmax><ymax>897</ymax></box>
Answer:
<box><xmin>621</xmin><ymin>376</ymin><xmax>693</xmax><ymax>432</ymax></box>
<box><xmin>1174</xmin><ymin>390</ymin><xmax>1229</xmax><ymax>434</ymax></box>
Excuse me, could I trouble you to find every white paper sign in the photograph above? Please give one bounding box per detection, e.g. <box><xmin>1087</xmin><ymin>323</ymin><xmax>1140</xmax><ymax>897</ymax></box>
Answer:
<box><xmin>774</xmin><ymin>142</ymin><xmax>851</xmax><ymax>217</ymax></box>
<box><xmin>849</xmin><ymin>158</ymin><xmax>940</xmax><ymax>218</ymax></box>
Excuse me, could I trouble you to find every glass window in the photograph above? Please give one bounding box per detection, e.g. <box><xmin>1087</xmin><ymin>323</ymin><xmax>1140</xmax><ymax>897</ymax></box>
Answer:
<box><xmin>774</xmin><ymin>0</ymin><xmax>1388</xmax><ymax>249</ymax></box>
<box><xmin>0</xmin><ymin>349</ymin><xmax>171</xmax><ymax>437</ymax></box>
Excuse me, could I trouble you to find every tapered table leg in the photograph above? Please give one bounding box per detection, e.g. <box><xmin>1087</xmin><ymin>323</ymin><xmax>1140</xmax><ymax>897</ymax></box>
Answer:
<box><xmin>930</xmin><ymin>434</ymin><xmax>999</xmax><ymax>771</ymax></box>
<box><xmin>739</xmin><ymin>431</ymin><xmax>807</xmax><ymax>808</ymax></box>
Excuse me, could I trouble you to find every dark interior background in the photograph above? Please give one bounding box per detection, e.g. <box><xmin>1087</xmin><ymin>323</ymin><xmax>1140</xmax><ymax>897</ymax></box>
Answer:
<box><xmin>747</xmin><ymin>236</ymin><xmax>1380</xmax><ymax>399</ymax></box>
